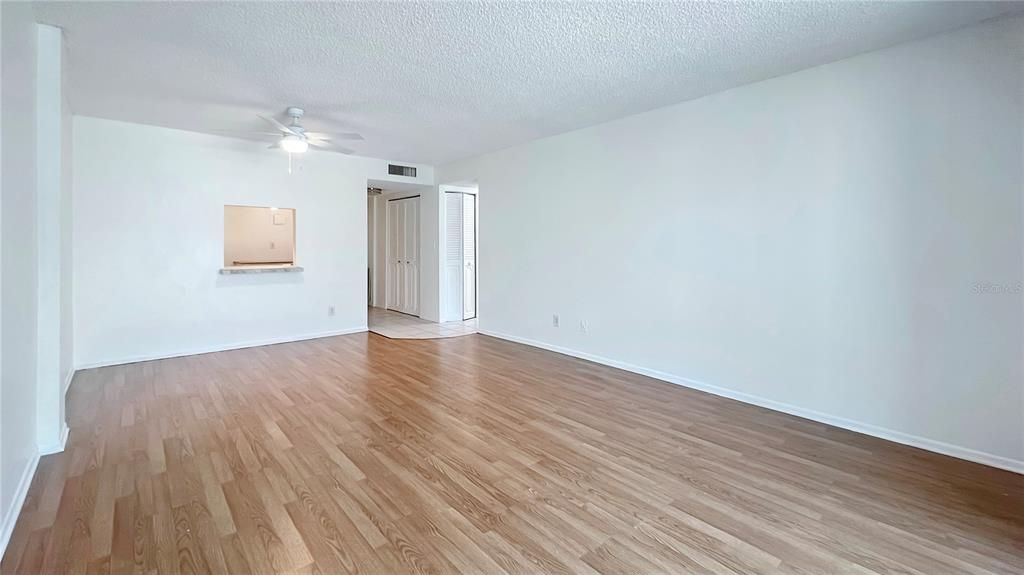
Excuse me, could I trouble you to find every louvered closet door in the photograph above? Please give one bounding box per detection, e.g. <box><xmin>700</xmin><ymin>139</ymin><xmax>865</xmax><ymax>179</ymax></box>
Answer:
<box><xmin>462</xmin><ymin>193</ymin><xmax>476</xmax><ymax>320</ymax></box>
<box><xmin>444</xmin><ymin>193</ymin><xmax>464</xmax><ymax>322</ymax></box>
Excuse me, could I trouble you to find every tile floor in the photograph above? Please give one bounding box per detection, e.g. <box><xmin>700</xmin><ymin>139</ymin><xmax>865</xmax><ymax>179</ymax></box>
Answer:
<box><xmin>368</xmin><ymin>306</ymin><xmax>478</xmax><ymax>339</ymax></box>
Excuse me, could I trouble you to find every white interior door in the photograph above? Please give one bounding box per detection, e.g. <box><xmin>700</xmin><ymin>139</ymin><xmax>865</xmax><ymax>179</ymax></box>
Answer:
<box><xmin>387</xmin><ymin>197</ymin><xmax>420</xmax><ymax>315</ymax></box>
<box><xmin>444</xmin><ymin>193</ymin><xmax>464</xmax><ymax>321</ymax></box>
<box><xmin>462</xmin><ymin>194</ymin><xmax>476</xmax><ymax>320</ymax></box>
<box><xmin>405</xmin><ymin>198</ymin><xmax>420</xmax><ymax>316</ymax></box>
<box><xmin>395</xmin><ymin>200</ymin><xmax>405</xmax><ymax>312</ymax></box>
<box><xmin>387</xmin><ymin>200</ymin><xmax>401</xmax><ymax>311</ymax></box>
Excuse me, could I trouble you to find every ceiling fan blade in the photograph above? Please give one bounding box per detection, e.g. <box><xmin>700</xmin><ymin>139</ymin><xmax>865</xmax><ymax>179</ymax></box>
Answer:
<box><xmin>210</xmin><ymin>130</ymin><xmax>283</xmax><ymax>138</ymax></box>
<box><xmin>305</xmin><ymin>134</ymin><xmax>328</xmax><ymax>144</ymax></box>
<box><xmin>267</xmin><ymin>141</ymin><xmax>280</xmax><ymax>149</ymax></box>
<box><xmin>305</xmin><ymin>131</ymin><xmax>364</xmax><ymax>141</ymax></box>
<box><xmin>308</xmin><ymin>140</ymin><xmax>354</xmax><ymax>155</ymax></box>
<box><xmin>260</xmin><ymin>115</ymin><xmax>298</xmax><ymax>136</ymax></box>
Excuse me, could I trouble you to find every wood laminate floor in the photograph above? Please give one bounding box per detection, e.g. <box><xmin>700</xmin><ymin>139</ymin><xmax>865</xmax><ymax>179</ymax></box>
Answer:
<box><xmin>2</xmin><ymin>333</ymin><xmax>1021</xmax><ymax>574</ymax></box>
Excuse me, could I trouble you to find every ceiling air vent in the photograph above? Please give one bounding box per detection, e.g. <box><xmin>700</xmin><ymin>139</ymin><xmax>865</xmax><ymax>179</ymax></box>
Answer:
<box><xmin>388</xmin><ymin>164</ymin><xmax>417</xmax><ymax>177</ymax></box>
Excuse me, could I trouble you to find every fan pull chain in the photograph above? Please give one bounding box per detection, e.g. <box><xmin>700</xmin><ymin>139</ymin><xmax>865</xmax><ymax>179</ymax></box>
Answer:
<box><xmin>288</xmin><ymin>152</ymin><xmax>293</xmax><ymax>174</ymax></box>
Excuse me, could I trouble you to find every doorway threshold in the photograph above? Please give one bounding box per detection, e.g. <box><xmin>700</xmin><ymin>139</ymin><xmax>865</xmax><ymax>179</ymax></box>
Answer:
<box><xmin>368</xmin><ymin>307</ymin><xmax>478</xmax><ymax>340</ymax></box>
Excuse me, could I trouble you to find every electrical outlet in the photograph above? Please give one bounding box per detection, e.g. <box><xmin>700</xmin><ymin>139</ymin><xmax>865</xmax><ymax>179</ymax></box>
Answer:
<box><xmin>328</xmin><ymin>305</ymin><xmax>336</xmax><ymax>317</ymax></box>
<box><xmin>580</xmin><ymin>320</ymin><xmax>588</xmax><ymax>333</ymax></box>
<box><xmin>552</xmin><ymin>314</ymin><xmax>559</xmax><ymax>328</ymax></box>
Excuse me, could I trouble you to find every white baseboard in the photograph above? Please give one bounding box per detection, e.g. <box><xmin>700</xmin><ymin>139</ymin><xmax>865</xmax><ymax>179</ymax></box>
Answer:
<box><xmin>0</xmin><ymin>452</ymin><xmax>40</xmax><ymax>561</ymax></box>
<box><xmin>39</xmin><ymin>423</ymin><xmax>70</xmax><ymax>456</ymax></box>
<box><xmin>62</xmin><ymin>367</ymin><xmax>75</xmax><ymax>395</ymax></box>
<box><xmin>75</xmin><ymin>326</ymin><xmax>369</xmax><ymax>370</ymax></box>
<box><xmin>479</xmin><ymin>330</ymin><xmax>1024</xmax><ymax>475</ymax></box>
<box><xmin>2</xmin><ymin>423</ymin><xmax>69</xmax><ymax>559</ymax></box>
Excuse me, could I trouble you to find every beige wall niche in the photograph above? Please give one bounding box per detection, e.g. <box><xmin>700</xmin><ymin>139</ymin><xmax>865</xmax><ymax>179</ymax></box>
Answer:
<box><xmin>224</xmin><ymin>205</ymin><xmax>296</xmax><ymax>266</ymax></box>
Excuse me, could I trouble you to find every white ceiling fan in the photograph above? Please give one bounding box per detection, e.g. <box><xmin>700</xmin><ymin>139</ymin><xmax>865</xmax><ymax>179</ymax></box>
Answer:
<box><xmin>259</xmin><ymin>106</ymin><xmax>363</xmax><ymax>155</ymax></box>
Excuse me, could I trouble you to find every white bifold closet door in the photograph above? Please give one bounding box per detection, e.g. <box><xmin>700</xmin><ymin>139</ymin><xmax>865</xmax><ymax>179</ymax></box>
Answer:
<box><xmin>387</xmin><ymin>197</ymin><xmax>420</xmax><ymax>316</ymax></box>
<box><xmin>444</xmin><ymin>192</ymin><xmax>477</xmax><ymax>322</ymax></box>
<box><xmin>462</xmin><ymin>194</ymin><xmax>476</xmax><ymax>320</ymax></box>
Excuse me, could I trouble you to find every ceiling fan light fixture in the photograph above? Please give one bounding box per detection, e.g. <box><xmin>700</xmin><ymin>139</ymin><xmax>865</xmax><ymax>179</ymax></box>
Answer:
<box><xmin>280</xmin><ymin>135</ymin><xmax>308</xmax><ymax>154</ymax></box>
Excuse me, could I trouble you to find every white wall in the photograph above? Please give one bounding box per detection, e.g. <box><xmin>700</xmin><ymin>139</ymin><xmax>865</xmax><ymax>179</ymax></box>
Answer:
<box><xmin>0</xmin><ymin>6</ymin><xmax>74</xmax><ymax>557</ymax></box>
<box><xmin>73</xmin><ymin>117</ymin><xmax>432</xmax><ymax>367</ymax></box>
<box><xmin>60</xmin><ymin>39</ymin><xmax>74</xmax><ymax>402</ymax></box>
<box><xmin>1</xmin><ymin>2</ymin><xmax>40</xmax><ymax>553</ymax></box>
<box><xmin>438</xmin><ymin>17</ymin><xmax>1024</xmax><ymax>471</ymax></box>
<box><xmin>417</xmin><ymin>188</ymin><xmax>440</xmax><ymax>322</ymax></box>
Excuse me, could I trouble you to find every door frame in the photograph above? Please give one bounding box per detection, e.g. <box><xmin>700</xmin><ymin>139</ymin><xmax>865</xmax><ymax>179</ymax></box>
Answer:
<box><xmin>385</xmin><ymin>195</ymin><xmax>421</xmax><ymax>316</ymax></box>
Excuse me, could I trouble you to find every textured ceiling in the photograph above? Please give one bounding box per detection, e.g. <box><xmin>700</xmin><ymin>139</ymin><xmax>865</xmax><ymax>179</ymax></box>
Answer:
<box><xmin>34</xmin><ymin>1</ymin><xmax>1022</xmax><ymax>165</ymax></box>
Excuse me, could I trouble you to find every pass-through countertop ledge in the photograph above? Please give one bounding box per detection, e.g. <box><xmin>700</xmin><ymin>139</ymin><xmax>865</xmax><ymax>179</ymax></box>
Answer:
<box><xmin>219</xmin><ymin>264</ymin><xmax>304</xmax><ymax>274</ymax></box>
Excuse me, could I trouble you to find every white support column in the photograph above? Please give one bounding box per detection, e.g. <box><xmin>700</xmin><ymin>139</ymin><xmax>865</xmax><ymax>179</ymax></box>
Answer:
<box><xmin>35</xmin><ymin>24</ymin><xmax>67</xmax><ymax>454</ymax></box>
